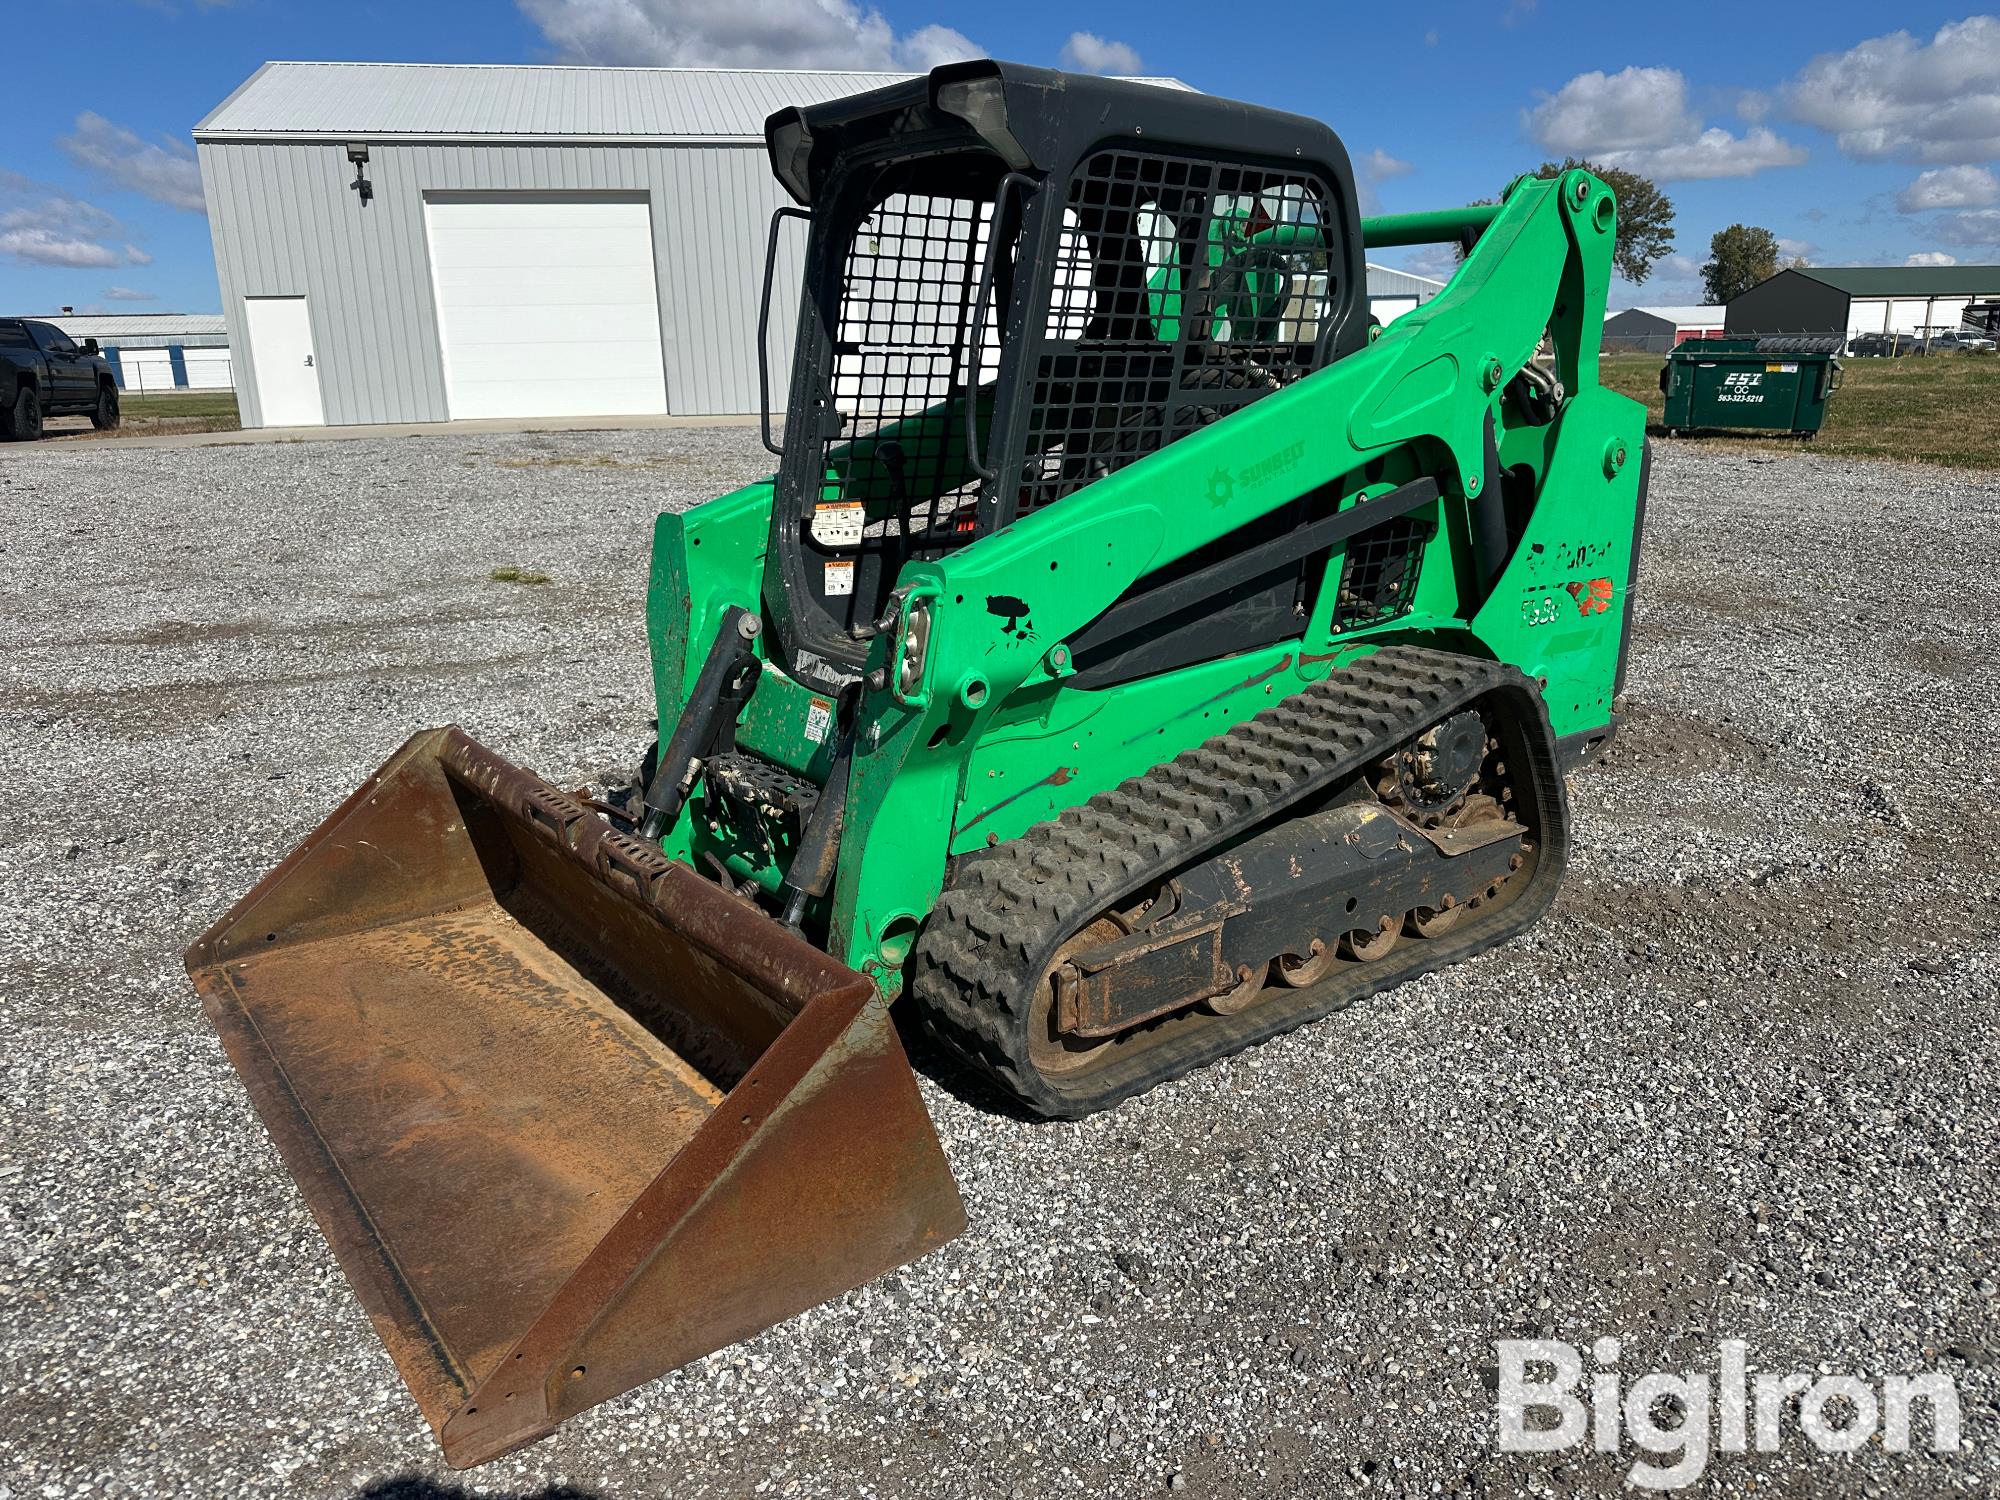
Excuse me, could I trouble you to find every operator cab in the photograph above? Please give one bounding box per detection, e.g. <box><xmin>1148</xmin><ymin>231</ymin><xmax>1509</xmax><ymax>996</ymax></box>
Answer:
<box><xmin>759</xmin><ymin>61</ymin><xmax>1369</xmax><ymax>689</ymax></box>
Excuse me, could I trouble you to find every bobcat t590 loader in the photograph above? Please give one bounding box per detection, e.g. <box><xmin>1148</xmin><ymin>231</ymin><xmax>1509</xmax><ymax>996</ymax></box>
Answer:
<box><xmin>186</xmin><ymin>63</ymin><xmax>1647</xmax><ymax>1467</ymax></box>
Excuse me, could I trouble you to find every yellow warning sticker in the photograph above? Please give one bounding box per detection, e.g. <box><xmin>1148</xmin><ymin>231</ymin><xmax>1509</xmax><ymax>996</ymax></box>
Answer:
<box><xmin>823</xmin><ymin>558</ymin><xmax>855</xmax><ymax>597</ymax></box>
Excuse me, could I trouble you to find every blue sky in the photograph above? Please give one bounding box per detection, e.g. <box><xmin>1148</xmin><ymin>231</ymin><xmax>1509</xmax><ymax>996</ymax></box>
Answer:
<box><xmin>4</xmin><ymin>1</ymin><xmax>1996</xmax><ymax>315</ymax></box>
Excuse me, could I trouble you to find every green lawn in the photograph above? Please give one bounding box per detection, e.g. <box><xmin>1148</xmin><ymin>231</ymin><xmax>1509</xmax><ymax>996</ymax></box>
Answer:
<box><xmin>1597</xmin><ymin>350</ymin><xmax>2000</xmax><ymax>470</ymax></box>
<box><xmin>121</xmin><ymin>390</ymin><xmax>240</xmax><ymax>421</ymax></box>
<box><xmin>42</xmin><ymin>388</ymin><xmax>243</xmax><ymax>439</ymax></box>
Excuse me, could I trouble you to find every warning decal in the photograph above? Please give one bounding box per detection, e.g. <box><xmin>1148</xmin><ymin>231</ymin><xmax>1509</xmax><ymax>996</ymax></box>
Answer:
<box><xmin>811</xmin><ymin>502</ymin><xmax>866</xmax><ymax>547</ymax></box>
<box><xmin>803</xmin><ymin>696</ymin><xmax>833</xmax><ymax>745</ymax></box>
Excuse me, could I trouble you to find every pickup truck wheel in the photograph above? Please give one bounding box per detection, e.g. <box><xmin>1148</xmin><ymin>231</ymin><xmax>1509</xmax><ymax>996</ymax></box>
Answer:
<box><xmin>5</xmin><ymin>386</ymin><xmax>41</xmax><ymax>442</ymax></box>
<box><xmin>91</xmin><ymin>384</ymin><xmax>120</xmax><ymax>431</ymax></box>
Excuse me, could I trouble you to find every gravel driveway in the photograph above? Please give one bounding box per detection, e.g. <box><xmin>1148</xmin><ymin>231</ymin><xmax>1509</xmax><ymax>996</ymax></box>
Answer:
<box><xmin>2</xmin><ymin>429</ymin><xmax>1996</xmax><ymax>1498</ymax></box>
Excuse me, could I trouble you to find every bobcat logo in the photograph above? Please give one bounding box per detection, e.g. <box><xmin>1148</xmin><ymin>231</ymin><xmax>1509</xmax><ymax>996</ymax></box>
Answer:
<box><xmin>986</xmin><ymin>594</ymin><xmax>1036</xmax><ymax>642</ymax></box>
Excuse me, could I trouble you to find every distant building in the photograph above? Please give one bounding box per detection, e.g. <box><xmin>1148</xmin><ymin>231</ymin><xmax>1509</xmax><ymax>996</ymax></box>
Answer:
<box><xmin>1602</xmin><ymin>305</ymin><xmax>1727</xmax><ymax>353</ymax></box>
<box><xmin>194</xmin><ymin>62</ymin><xmax>1193</xmax><ymax>428</ymax></box>
<box><xmin>1725</xmin><ymin>265</ymin><xmax>2000</xmax><ymax>344</ymax></box>
<box><xmin>43</xmin><ymin>312</ymin><xmax>232</xmax><ymax>392</ymax></box>
<box><xmin>1366</xmin><ymin>263</ymin><xmax>1444</xmax><ymax>325</ymax></box>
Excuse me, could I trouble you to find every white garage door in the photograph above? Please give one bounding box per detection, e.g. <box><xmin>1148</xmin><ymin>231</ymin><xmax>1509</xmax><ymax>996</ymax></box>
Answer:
<box><xmin>183</xmin><ymin>348</ymin><xmax>234</xmax><ymax>390</ymax></box>
<box><xmin>424</xmin><ymin>193</ymin><xmax>669</xmax><ymax>420</ymax></box>
<box><xmin>118</xmin><ymin>347</ymin><xmax>173</xmax><ymax>393</ymax></box>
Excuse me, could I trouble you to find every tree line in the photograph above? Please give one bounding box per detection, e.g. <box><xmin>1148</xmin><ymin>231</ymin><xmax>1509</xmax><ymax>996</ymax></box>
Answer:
<box><xmin>1489</xmin><ymin>159</ymin><xmax>1800</xmax><ymax>305</ymax></box>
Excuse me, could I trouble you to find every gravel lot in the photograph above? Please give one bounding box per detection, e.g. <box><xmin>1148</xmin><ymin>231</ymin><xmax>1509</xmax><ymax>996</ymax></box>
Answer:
<box><xmin>2</xmin><ymin>428</ymin><xmax>1996</xmax><ymax>1499</ymax></box>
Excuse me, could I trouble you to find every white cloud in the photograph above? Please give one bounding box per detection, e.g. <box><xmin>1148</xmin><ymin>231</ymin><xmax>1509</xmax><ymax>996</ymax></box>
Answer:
<box><xmin>0</xmin><ymin>226</ymin><xmax>125</xmax><ymax>268</ymax></box>
<box><xmin>58</xmin><ymin>112</ymin><xmax>206</xmax><ymax>213</ymax></box>
<box><xmin>1529</xmin><ymin>66</ymin><xmax>1698</xmax><ymax>153</ymax></box>
<box><xmin>1786</xmin><ymin>16</ymin><xmax>2000</xmax><ymax>163</ymax></box>
<box><xmin>1361</xmin><ymin>148</ymin><xmax>1413</xmax><ymax>180</ymax></box>
<box><xmin>1929</xmin><ymin>208</ymin><xmax>2000</xmax><ymax>248</ymax></box>
<box><xmin>1618</xmin><ymin>126</ymin><xmax>1806</xmax><ymax>180</ymax></box>
<box><xmin>1777</xmin><ymin>236</ymin><xmax>1816</xmax><ymax>261</ymax></box>
<box><xmin>1526</xmin><ymin>65</ymin><xmax>1805</xmax><ymax>180</ymax></box>
<box><xmin>1735</xmin><ymin>90</ymin><xmax>1772</xmax><ymax>123</ymax></box>
<box><xmin>516</xmin><ymin>0</ymin><xmax>979</xmax><ymax>70</ymax></box>
<box><xmin>103</xmin><ymin>285</ymin><xmax>157</xmax><ymax>300</ymax></box>
<box><xmin>0</xmin><ymin>178</ymin><xmax>149</xmax><ymax>268</ymax></box>
<box><xmin>1906</xmin><ymin>251</ymin><xmax>1958</xmax><ymax>266</ymax></box>
<box><xmin>1897</xmin><ymin>164</ymin><xmax>2000</xmax><ymax>213</ymax></box>
<box><xmin>1060</xmin><ymin>32</ymin><xmax>1141</xmax><ymax>75</ymax></box>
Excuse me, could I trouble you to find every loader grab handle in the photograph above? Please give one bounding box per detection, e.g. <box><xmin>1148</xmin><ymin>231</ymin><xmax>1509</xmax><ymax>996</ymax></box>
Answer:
<box><xmin>963</xmin><ymin>171</ymin><xmax>1033</xmax><ymax>481</ymax></box>
<box><xmin>758</xmin><ymin>207</ymin><xmax>811</xmax><ymax>457</ymax></box>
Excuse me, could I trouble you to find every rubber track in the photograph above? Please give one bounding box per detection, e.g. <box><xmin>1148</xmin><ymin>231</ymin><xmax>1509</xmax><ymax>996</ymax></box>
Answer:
<box><xmin>908</xmin><ymin>644</ymin><xmax>1569</xmax><ymax>1119</ymax></box>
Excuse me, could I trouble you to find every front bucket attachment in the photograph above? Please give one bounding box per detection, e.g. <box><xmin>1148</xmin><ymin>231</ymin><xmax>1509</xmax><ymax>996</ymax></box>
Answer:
<box><xmin>185</xmin><ymin>728</ymin><xmax>965</xmax><ymax>1467</ymax></box>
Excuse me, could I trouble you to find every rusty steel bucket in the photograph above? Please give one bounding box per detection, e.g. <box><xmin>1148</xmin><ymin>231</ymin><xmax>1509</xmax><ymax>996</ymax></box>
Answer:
<box><xmin>185</xmin><ymin>727</ymin><xmax>965</xmax><ymax>1468</ymax></box>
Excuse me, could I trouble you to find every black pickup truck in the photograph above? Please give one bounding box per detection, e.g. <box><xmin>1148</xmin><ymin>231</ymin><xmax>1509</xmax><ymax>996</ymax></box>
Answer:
<box><xmin>0</xmin><ymin>318</ymin><xmax>120</xmax><ymax>439</ymax></box>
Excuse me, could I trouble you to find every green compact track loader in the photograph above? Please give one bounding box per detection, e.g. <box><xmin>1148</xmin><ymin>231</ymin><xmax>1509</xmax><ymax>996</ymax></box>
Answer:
<box><xmin>186</xmin><ymin>62</ymin><xmax>1648</xmax><ymax>1467</ymax></box>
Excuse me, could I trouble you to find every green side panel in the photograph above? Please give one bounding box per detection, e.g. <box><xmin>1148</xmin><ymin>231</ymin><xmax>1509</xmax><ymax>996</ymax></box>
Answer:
<box><xmin>1469</xmin><ymin>385</ymin><xmax>1644</xmax><ymax>737</ymax></box>
<box><xmin>947</xmin><ymin>617</ymin><xmax>1464</xmax><ymax>858</ymax></box>
<box><xmin>646</xmin><ymin>480</ymin><xmax>772</xmax><ymax>725</ymax></box>
<box><xmin>644</xmin><ymin>481</ymin><xmax>771</xmax><ymax>866</ymax></box>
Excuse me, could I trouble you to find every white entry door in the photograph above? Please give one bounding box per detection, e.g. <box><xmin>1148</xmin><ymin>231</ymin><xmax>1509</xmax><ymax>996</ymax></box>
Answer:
<box><xmin>245</xmin><ymin>295</ymin><xmax>325</xmax><ymax>426</ymax></box>
<box><xmin>424</xmin><ymin>193</ymin><xmax>669</xmax><ymax>419</ymax></box>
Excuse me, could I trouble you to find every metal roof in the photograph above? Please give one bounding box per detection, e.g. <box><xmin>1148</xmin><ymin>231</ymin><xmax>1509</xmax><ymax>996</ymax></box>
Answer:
<box><xmin>195</xmin><ymin>61</ymin><xmax>1194</xmax><ymax>142</ymax></box>
<box><xmin>40</xmin><ymin>312</ymin><xmax>228</xmax><ymax>339</ymax></box>
<box><xmin>1605</xmin><ymin>305</ymin><xmax>1726</xmax><ymax>327</ymax></box>
<box><xmin>1365</xmin><ymin>263</ymin><xmax>1445</xmax><ymax>297</ymax></box>
<box><xmin>1783</xmin><ymin>265</ymin><xmax>2000</xmax><ymax>298</ymax></box>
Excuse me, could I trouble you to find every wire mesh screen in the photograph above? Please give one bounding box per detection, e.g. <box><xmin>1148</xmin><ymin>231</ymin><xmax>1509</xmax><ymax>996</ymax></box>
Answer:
<box><xmin>821</xmin><ymin>184</ymin><xmax>1004</xmax><ymax>544</ymax></box>
<box><xmin>1015</xmin><ymin>149</ymin><xmax>1337</xmax><ymax>515</ymax></box>
<box><xmin>1333</xmin><ymin>514</ymin><xmax>1434</xmax><ymax>631</ymax></box>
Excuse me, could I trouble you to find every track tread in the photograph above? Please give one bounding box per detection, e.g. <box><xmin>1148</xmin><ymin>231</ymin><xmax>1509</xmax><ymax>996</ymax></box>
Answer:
<box><xmin>909</xmin><ymin>645</ymin><xmax>1568</xmax><ymax>1118</ymax></box>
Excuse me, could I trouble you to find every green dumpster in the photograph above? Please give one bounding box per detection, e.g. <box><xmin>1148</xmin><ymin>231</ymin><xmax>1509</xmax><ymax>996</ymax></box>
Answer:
<box><xmin>1659</xmin><ymin>336</ymin><xmax>1842</xmax><ymax>439</ymax></box>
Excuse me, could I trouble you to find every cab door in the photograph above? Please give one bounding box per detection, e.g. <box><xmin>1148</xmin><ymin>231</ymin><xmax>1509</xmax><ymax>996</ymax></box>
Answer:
<box><xmin>27</xmin><ymin>323</ymin><xmax>91</xmax><ymax>406</ymax></box>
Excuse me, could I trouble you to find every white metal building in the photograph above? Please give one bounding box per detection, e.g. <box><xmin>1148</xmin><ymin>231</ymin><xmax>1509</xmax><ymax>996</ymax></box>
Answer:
<box><xmin>1365</xmin><ymin>263</ymin><xmax>1444</xmax><ymax>324</ymax></box>
<box><xmin>44</xmin><ymin>312</ymin><xmax>233</xmax><ymax>392</ymax></box>
<box><xmin>194</xmin><ymin>62</ymin><xmax>1189</xmax><ymax>429</ymax></box>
